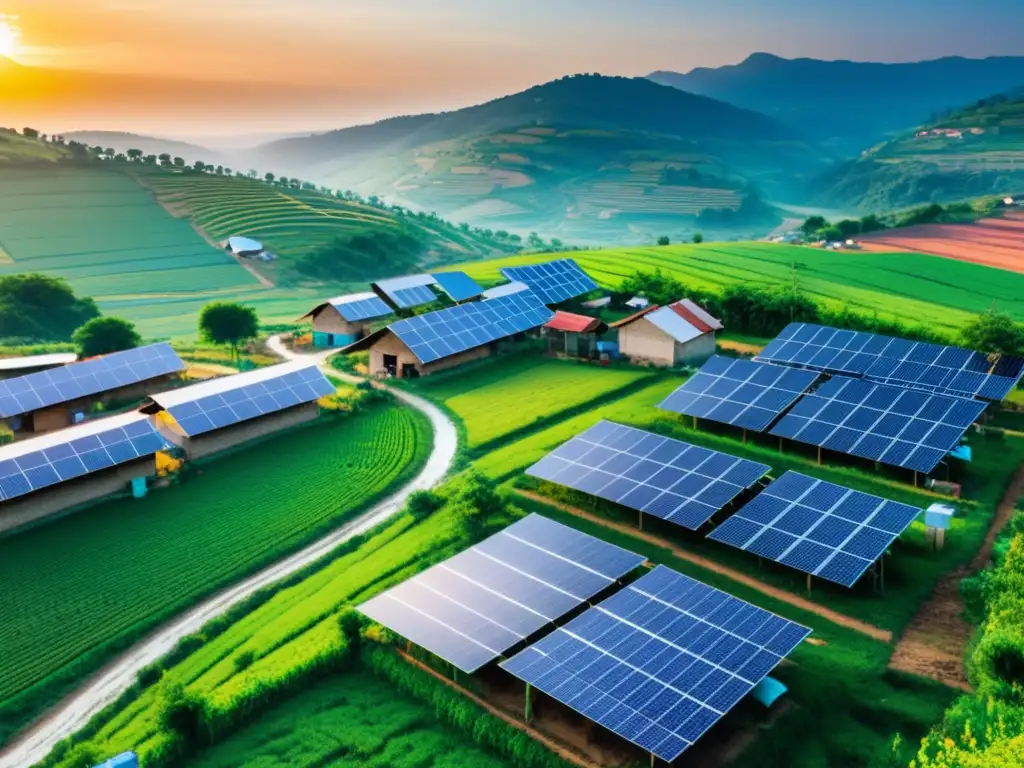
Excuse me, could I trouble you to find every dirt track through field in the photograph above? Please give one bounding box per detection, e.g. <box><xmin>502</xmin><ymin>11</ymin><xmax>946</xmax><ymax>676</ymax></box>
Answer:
<box><xmin>888</xmin><ymin>464</ymin><xmax>1024</xmax><ymax>690</ymax></box>
<box><xmin>514</xmin><ymin>490</ymin><xmax>893</xmax><ymax>643</ymax></box>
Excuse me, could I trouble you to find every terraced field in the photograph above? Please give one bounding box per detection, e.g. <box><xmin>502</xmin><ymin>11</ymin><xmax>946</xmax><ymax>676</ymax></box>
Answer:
<box><xmin>0</xmin><ymin>404</ymin><xmax>431</xmax><ymax>715</ymax></box>
<box><xmin>457</xmin><ymin>242</ymin><xmax>1024</xmax><ymax>332</ymax></box>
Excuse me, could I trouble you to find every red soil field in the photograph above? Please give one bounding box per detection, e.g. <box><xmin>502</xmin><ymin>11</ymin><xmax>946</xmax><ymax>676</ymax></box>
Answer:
<box><xmin>858</xmin><ymin>210</ymin><xmax>1024</xmax><ymax>274</ymax></box>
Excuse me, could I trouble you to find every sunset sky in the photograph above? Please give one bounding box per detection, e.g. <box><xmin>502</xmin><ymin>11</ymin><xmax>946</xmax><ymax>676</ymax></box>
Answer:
<box><xmin>2</xmin><ymin>0</ymin><xmax>1023</xmax><ymax>136</ymax></box>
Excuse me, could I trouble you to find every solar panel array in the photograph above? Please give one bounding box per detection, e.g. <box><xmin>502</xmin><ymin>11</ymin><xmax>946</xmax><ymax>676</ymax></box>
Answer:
<box><xmin>658</xmin><ymin>356</ymin><xmax>820</xmax><ymax>432</ymax></box>
<box><xmin>758</xmin><ymin>323</ymin><xmax>1024</xmax><ymax>401</ymax></box>
<box><xmin>526</xmin><ymin>421</ymin><xmax>770</xmax><ymax>530</ymax></box>
<box><xmin>501</xmin><ymin>566</ymin><xmax>811</xmax><ymax>762</ymax></box>
<box><xmin>431</xmin><ymin>271</ymin><xmax>483</xmax><ymax>302</ymax></box>
<box><xmin>0</xmin><ymin>343</ymin><xmax>185</xmax><ymax>419</ymax></box>
<box><xmin>374</xmin><ymin>275</ymin><xmax>439</xmax><ymax>309</ymax></box>
<box><xmin>0</xmin><ymin>413</ymin><xmax>169</xmax><ymax>502</ymax></box>
<box><xmin>358</xmin><ymin>514</ymin><xmax>646</xmax><ymax>672</ymax></box>
<box><xmin>708</xmin><ymin>472</ymin><xmax>922</xmax><ymax>587</ymax></box>
<box><xmin>151</xmin><ymin>363</ymin><xmax>335</xmax><ymax>437</ymax></box>
<box><xmin>500</xmin><ymin>259</ymin><xmax>599</xmax><ymax>305</ymax></box>
<box><xmin>770</xmin><ymin>376</ymin><xmax>986</xmax><ymax>474</ymax></box>
<box><xmin>329</xmin><ymin>293</ymin><xmax>393</xmax><ymax>322</ymax></box>
<box><xmin>390</xmin><ymin>291</ymin><xmax>553</xmax><ymax>365</ymax></box>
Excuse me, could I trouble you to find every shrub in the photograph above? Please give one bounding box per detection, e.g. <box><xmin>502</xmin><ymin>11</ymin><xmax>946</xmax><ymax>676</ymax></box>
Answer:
<box><xmin>407</xmin><ymin>489</ymin><xmax>444</xmax><ymax>521</ymax></box>
<box><xmin>233</xmin><ymin>651</ymin><xmax>256</xmax><ymax>672</ymax></box>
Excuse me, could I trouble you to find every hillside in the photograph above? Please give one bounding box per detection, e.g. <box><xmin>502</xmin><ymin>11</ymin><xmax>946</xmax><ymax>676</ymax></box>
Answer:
<box><xmin>63</xmin><ymin>131</ymin><xmax>222</xmax><ymax>165</ymax></box>
<box><xmin>650</xmin><ymin>53</ymin><xmax>1024</xmax><ymax>155</ymax></box>
<box><xmin>250</xmin><ymin>74</ymin><xmax>830</xmax><ymax>244</ymax></box>
<box><xmin>810</xmin><ymin>92</ymin><xmax>1024</xmax><ymax>212</ymax></box>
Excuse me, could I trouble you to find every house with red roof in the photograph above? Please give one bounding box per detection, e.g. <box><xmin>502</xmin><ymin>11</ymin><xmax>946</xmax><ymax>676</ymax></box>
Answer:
<box><xmin>610</xmin><ymin>299</ymin><xmax>722</xmax><ymax>367</ymax></box>
<box><xmin>542</xmin><ymin>311</ymin><xmax>609</xmax><ymax>359</ymax></box>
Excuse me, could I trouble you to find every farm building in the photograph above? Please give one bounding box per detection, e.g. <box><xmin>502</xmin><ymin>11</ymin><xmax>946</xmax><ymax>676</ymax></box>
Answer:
<box><xmin>0</xmin><ymin>343</ymin><xmax>185</xmax><ymax>435</ymax></box>
<box><xmin>0</xmin><ymin>412</ymin><xmax>170</xmax><ymax>534</ymax></box>
<box><xmin>140</xmin><ymin>361</ymin><xmax>335</xmax><ymax>459</ymax></box>
<box><xmin>345</xmin><ymin>291</ymin><xmax>553</xmax><ymax>378</ymax></box>
<box><xmin>542</xmin><ymin>311</ymin><xmax>608</xmax><ymax>360</ymax></box>
<box><xmin>611</xmin><ymin>299</ymin><xmax>723</xmax><ymax>367</ymax></box>
<box><xmin>225</xmin><ymin>236</ymin><xmax>265</xmax><ymax>258</ymax></box>
<box><xmin>0</xmin><ymin>352</ymin><xmax>78</xmax><ymax>379</ymax></box>
<box><xmin>299</xmin><ymin>292</ymin><xmax>393</xmax><ymax>348</ymax></box>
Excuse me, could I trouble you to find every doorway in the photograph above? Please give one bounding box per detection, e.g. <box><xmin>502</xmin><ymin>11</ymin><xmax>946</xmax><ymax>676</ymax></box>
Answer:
<box><xmin>383</xmin><ymin>354</ymin><xmax>398</xmax><ymax>377</ymax></box>
<box><xmin>402</xmin><ymin>363</ymin><xmax>419</xmax><ymax>379</ymax></box>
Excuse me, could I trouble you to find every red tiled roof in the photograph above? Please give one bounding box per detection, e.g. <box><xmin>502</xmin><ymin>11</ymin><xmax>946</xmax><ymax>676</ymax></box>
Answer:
<box><xmin>669</xmin><ymin>303</ymin><xmax>713</xmax><ymax>334</ymax></box>
<box><xmin>545</xmin><ymin>311</ymin><xmax>605</xmax><ymax>334</ymax></box>
<box><xmin>609</xmin><ymin>305</ymin><xmax>660</xmax><ymax>329</ymax></box>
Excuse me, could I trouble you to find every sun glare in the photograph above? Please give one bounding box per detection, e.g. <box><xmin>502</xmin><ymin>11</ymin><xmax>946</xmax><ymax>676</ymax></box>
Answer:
<box><xmin>0</xmin><ymin>17</ymin><xmax>21</xmax><ymax>59</ymax></box>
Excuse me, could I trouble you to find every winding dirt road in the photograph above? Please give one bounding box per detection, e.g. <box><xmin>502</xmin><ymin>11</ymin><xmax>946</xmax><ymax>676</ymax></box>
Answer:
<box><xmin>0</xmin><ymin>339</ymin><xmax>457</xmax><ymax>768</ymax></box>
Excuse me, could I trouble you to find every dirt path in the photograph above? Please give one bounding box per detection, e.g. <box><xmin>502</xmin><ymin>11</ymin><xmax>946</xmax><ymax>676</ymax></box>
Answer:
<box><xmin>397</xmin><ymin>651</ymin><xmax>603</xmax><ymax>768</ymax></box>
<box><xmin>718</xmin><ymin>339</ymin><xmax>764</xmax><ymax>356</ymax></box>
<box><xmin>888</xmin><ymin>465</ymin><xmax>1024</xmax><ymax>690</ymax></box>
<box><xmin>514</xmin><ymin>490</ymin><xmax>893</xmax><ymax>643</ymax></box>
<box><xmin>0</xmin><ymin>344</ymin><xmax>458</xmax><ymax>768</ymax></box>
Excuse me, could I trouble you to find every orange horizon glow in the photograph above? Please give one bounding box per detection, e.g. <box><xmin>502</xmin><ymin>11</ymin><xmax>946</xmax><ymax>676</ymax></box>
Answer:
<box><xmin>0</xmin><ymin>14</ymin><xmax>21</xmax><ymax>59</ymax></box>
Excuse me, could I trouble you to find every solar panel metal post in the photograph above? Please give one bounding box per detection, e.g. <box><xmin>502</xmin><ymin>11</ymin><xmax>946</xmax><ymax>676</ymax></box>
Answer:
<box><xmin>779</xmin><ymin>437</ymin><xmax>784</xmax><ymax>453</ymax></box>
<box><xmin>807</xmin><ymin>573</ymin><xmax>812</xmax><ymax>595</ymax></box>
<box><xmin>743</xmin><ymin>429</ymin><xmax>748</xmax><ymax>444</ymax></box>
<box><xmin>817</xmin><ymin>446</ymin><xmax>822</xmax><ymax>465</ymax></box>
<box><xmin>524</xmin><ymin>682</ymin><xmax>533</xmax><ymax>723</ymax></box>
<box><xmin>692</xmin><ymin>416</ymin><xmax>697</xmax><ymax>430</ymax></box>
<box><xmin>638</xmin><ymin>510</ymin><xmax>643</xmax><ymax>530</ymax></box>
<box><xmin>914</xmin><ymin>471</ymin><xmax>919</xmax><ymax>488</ymax></box>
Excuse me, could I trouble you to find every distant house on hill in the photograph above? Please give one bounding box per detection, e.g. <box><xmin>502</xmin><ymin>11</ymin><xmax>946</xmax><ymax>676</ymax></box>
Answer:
<box><xmin>542</xmin><ymin>311</ymin><xmax>608</xmax><ymax>360</ymax></box>
<box><xmin>224</xmin><ymin>236</ymin><xmax>270</xmax><ymax>259</ymax></box>
<box><xmin>610</xmin><ymin>299</ymin><xmax>722</xmax><ymax>367</ymax></box>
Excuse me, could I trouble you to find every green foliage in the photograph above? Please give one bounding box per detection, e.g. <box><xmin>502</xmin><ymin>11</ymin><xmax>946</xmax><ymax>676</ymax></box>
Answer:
<box><xmin>198</xmin><ymin>302</ymin><xmax>259</xmax><ymax>356</ymax></box>
<box><xmin>0</xmin><ymin>273</ymin><xmax>99</xmax><ymax>343</ymax></box>
<box><xmin>407</xmin><ymin>489</ymin><xmax>445</xmax><ymax>521</ymax></box>
<box><xmin>961</xmin><ymin>310</ymin><xmax>1024</xmax><ymax>356</ymax></box>
<box><xmin>157</xmin><ymin>682</ymin><xmax>212</xmax><ymax>752</ymax></box>
<box><xmin>657</xmin><ymin>235</ymin><xmax>670</xmax><ymax>246</ymax></box>
<box><xmin>294</xmin><ymin>229</ymin><xmax>426</xmax><ymax>283</ymax></box>
<box><xmin>692</xmin><ymin>232</ymin><xmax>704</xmax><ymax>244</ymax></box>
<box><xmin>232</xmin><ymin>651</ymin><xmax>255</xmax><ymax>673</ymax></box>
<box><xmin>71</xmin><ymin>316</ymin><xmax>140</xmax><ymax>357</ymax></box>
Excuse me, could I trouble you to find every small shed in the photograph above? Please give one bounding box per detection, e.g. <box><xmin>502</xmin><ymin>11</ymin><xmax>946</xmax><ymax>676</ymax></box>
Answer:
<box><xmin>543</xmin><ymin>311</ymin><xmax>608</xmax><ymax>360</ymax></box>
<box><xmin>298</xmin><ymin>293</ymin><xmax>392</xmax><ymax>348</ymax></box>
<box><xmin>611</xmin><ymin>299</ymin><xmax>722</xmax><ymax>367</ymax></box>
<box><xmin>625</xmin><ymin>296</ymin><xmax>650</xmax><ymax>310</ymax></box>
<box><xmin>344</xmin><ymin>327</ymin><xmax>491</xmax><ymax>379</ymax></box>
<box><xmin>225</xmin><ymin>236</ymin><xmax>265</xmax><ymax>258</ymax></box>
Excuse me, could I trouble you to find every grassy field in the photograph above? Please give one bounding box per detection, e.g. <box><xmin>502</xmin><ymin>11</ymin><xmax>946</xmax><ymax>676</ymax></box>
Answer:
<box><xmin>404</xmin><ymin>356</ymin><xmax>660</xmax><ymax>451</ymax></box>
<box><xmin>0</xmin><ymin>403</ymin><xmax>431</xmax><ymax>740</ymax></box>
<box><xmin>456</xmin><ymin>243</ymin><xmax>1024</xmax><ymax>332</ymax></box>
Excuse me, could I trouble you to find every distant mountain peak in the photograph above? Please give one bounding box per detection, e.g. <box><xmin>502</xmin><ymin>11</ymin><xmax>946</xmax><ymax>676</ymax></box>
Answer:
<box><xmin>740</xmin><ymin>52</ymin><xmax>785</xmax><ymax>66</ymax></box>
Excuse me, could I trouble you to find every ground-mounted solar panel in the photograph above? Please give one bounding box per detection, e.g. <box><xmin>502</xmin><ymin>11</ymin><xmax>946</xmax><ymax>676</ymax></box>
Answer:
<box><xmin>770</xmin><ymin>376</ymin><xmax>986</xmax><ymax>475</ymax></box>
<box><xmin>499</xmin><ymin>259</ymin><xmax>599</xmax><ymax>305</ymax></box>
<box><xmin>431</xmin><ymin>271</ymin><xmax>483</xmax><ymax>302</ymax></box>
<box><xmin>708</xmin><ymin>471</ymin><xmax>922</xmax><ymax>587</ymax></box>
<box><xmin>374</xmin><ymin>274</ymin><xmax>439</xmax><ymax>309</ymax></box>
<box><xmin>658</xmin><ymin>356</ymin><xmax>820</xmax><ymax>432</ymax></box>
<box><xmin>390</xmin><ymin>291</ymin><xmax>553</xmax><ymax>365</ymax></box>
<box><xmin>329</xmin><ymin>292</ymin><xmax>393</xmax><ymax>322</ymax></box>
<box><xmin>0</xmin><ymin>343</ymin><xmax>185</xmax><ymax>419</ymax></box>
<box><xmin>757</xmin><ymin>323</ymin><xmax>1024</xmax><ymax>401</ymax></box>
<box><xmin>500</xmin><ymin>566</ymin><xmax>811</xmax><ymax>762</ymax></box>
<box><xmin>527</xmin><ymin>420</ymin><xmax>770</xmax><ymax>530</ymax></box>
<box><xmin>148</xmin><ymin>361</ymin><xmax>335</xmax><ymax>437</ymax></box>
<box><xmin>357</xmin><ymin>514</ymin><xmax>646</xmax><ymax>673</ymax></box>
<box><xmin>0</xmin><ymin>412</ymin><xmax>170</xmax><ymax>502</ymax></box>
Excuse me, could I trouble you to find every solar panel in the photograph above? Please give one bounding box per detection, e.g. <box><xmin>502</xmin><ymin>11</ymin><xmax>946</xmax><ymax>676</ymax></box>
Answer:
<box><xmin>770</xmin><ymin>376</ymin><xmax>985</xmax><ymax>474</ymax></box>
<box><xmin>482</xmin><ymin>281</ymin><xmax>530</xmax><ymax>300</ymax></box>
<box><xmin>358</xmin><ymin>514</ymin><xmax>646</xmax><ymax>673</ymax></box>
<box><xmin>374</xmin><ymin>274</ymin><xmax>439</xmax><ymax>309</ymax></box>
<box><xmin>148</xmin><ymin>362</ymin><xmax>335</xmax><ymax>437</ymax></box>
<box><xmin>390</xmin><ymin>291</ymin><xmax>553</xmax><ymax>365</ymax></box>
<box><xmin>329</xmin><ymin>293</ymin><xmax>393</xmax><ymax>322</ymax></box>
<box><xmin>708</xmin><ymin>472</ymin><xmax>922</xmax><ymax>587</ymax></box>
<box><xmin>431</xmin><ymin>271</ymin><xmax>483</xmax><ymax>302</ymax></box>
<box><xmin>0</xmin><ymin>343</ymin><xmax>185</xmax><ymax>420</ymax></box>
<box><xmin>526</xmin><ymin>421</ymin><xmax>770</xmax><ymax>530</ymax></box>
<box><xmin>658</xmin><ymin>356</ymin><xmax>820</xmax><ymax>432</ymax></box>
<box><xmin>757</xmin><ymin>323</ymin><xmax>1024</xmax><ymax>401</ymax></box>
<box><xmin>500</xmin><ymin>259</ymin><xmax>599</xmax><ymax>305</ymax></box>
<box><xmin>500</xmin><ymin>566</ymin><xmax>811</xmax><ymax>762</ymax></box>
<box><xmin>0</xmin><ymin>412</ymin><xmax>170</xmax><ymax>502</ymax></box>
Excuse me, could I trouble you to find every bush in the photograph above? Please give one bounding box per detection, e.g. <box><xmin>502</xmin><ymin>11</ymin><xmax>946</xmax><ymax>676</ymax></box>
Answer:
<box><xmin>157</xmin><ymin>682</ymin><xmax>212</xmax><ymax>752</ymax></box>
<box><xmin>407</xmin><ymin>489</ymin><xmax>444</xmax><ymax>521</ymax></box>
<box><xmin>233</xmin><ymin>651</ymin><xmax>256</xmax><ymax>672</ymax></box>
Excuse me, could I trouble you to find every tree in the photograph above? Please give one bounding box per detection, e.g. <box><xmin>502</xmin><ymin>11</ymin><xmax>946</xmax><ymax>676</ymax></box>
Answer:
<box><xmin>172</xmin><ymin>157</ymin><xmax>185</xmax><ymax>168</ymax></box>
<box><xmin>264</xmin><ymin>172</ymin><xmax>275</xmax><ymax>183</ymax></box>
<box><xmin>144</xmin><ymin>154</ymin><xmax>158</xmax><ymax>165</ymax></box>
<box><xmin>859</xmin><ymin>213</ymin><xmax>886</xmax><ymax>234</ymax></box>
<box><xmin>961</xmin><ymin>310</ymin><xmax>1024</xmax><ymax>356</ymax></box>
<box><xmin>0</xmin><ymin>274</ymin><xmax>99</xmax><ymax>342</ymax></box>
<box><xmin>21</xmin><ymin>127</ymin><xmax>39</xmax><ymax>139</ymax></box>
<box><xmin>126</xmin><ymin>149</ymin><xmax>143</xmax><ymax>162</ymax></box>
<box><xmin>198</xmin><ymin>302</ymin><xmax>259</xmax><ymax>359</ymax></box>
<box><xmin>692</xmin><ymin>233</ymin><xmax>704</xmax><ymax>244</ymax></box>
<box><xmin>193</xmin><ymin>160</ymin><xmax>205</xmax><ymax>172</ymax></box>
<box><xmin>835</xmin><ymin>219</ymin><xmax>862</xmax><ymax>238</ymax></box>
<box><xmin>820</xmin><ymin>226</ymin><xmax>844</xmax><ymax>243</ymax></box>
<box><xmin>657</xmin><ymin>236</ymin><xmax>671</xmax><ymax>246</ymax></box>
<box><xmin>800</xmin><ymin>215</ymin><xmax>828</xmax><ymax>236</ymax></box>
<box><xmin>73</xmin><ymin>317</ymin><xmax>141</xmax><ymax>357</ymax></box>
<box><xmin>158</xmin><ymin>153</ymin><xmax>172</xmax><ymax>166</ymax></box>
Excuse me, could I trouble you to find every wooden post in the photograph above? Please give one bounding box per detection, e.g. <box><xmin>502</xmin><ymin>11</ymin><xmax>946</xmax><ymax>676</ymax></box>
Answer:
<box><xmin>817</xmin><ymin>446</ymin><xmax>822</xmax><ymax>465</ymax></box>
<box><xmin>525</xmin><ymin>682</ymin><xmax>533</xmax><ymax>723</ymax></box>
<box><xmin>638</xmin><ymin>510</ymin><xmax>643</xmax><ymax>531</ymax></box>
<box><xmin>806</xmin><ymin>573</ymin><xmax>812</xmax><ymax>595</ymax></box>
<box><xmin>692</xmin><ymin>416</ymin><xmax>697</xmax><ymax>430</ymax></box>
<box><xmin>406</xmin><ymin>639</ymin><xmax>412</xmax><ymax>654</ymax></box>
<box><xmin>650</xmin><ymin>753</ymin><xmax>656</xmax><ymax>768</ymax></box>
<box><xmin>743</xmin><ymin>429</ymin><xmax>748</xmax><ymax>444</ymax></box>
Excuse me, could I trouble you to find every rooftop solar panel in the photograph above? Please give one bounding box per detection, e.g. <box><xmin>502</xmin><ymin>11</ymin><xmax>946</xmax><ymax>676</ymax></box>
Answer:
<box><xmin>500</xmin><ymin>259</ymin><xmax>599</xmax><ymax>305</ymax></box>
<box><xmin>658</xmin><ymin>356</ymin><xmax>820</xmax><ymax>432</ymax></box>
<box><xmin>0</xmin><ymin>412</ymin><xmax>170</xmax><ymax>503</ymax></box>
<box><xmin>390</xmin><ymin>291</ymin><xmax>553</xmax><ymax>365</ymax></box>
<box><xmin>500</xmin><ymin>566</ymin><xmax>811</xmax><ymax>762</ymax></box>
<box><xmin>769</xmin><ymin>376</ymin><xmax>986</xmax><ymax>474</ymax></box>
<box><xmin>708</xmin><ymin>472</ymin><xmax>922</xmax><ymax>587</ymax></box>
<box><xmin>357</xmin><ymin>514</ymin><xmax>646</xmax><ymax>673</ymax></box>
<box><xmin>147</xmin><ymin>361</ymin><xmax>335</xmax><ymax>437</ymax></box>
<box><xmin>527</xmin><ymin>421</ymin><xmax>770</xmax><ymax>530</ymax></box>
<box><xmin>431</xmin><ymin>271</ymin><xmax>483</xmax><ymax>302</ymax></box>
<box><xmin>757</xmin><ymin>323</ymin><xmax>1024</xmax><ymax>401</ymax></box>
<box><xmin>0</xmin><ymin>343</ymin><xmax>185</xmax><ymax>420</ymax></box>
<box><xmin>374</xmin><ymin>274</ymin><xmax>439</xmax><ymax>309</ymax></box>
<box><xmin>328</xmin><ymin>292</ymin><xmax>393</xmax><ymax>323</ymax></box>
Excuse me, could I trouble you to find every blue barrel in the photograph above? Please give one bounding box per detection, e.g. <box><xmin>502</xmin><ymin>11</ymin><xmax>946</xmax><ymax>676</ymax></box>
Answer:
<box><xmin>93</xmin><ymin>752</ymin><xmax>139</xmax><ymax>768</ymax></box>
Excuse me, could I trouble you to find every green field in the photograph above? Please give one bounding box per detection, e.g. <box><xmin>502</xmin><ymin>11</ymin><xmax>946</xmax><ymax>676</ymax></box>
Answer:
<box><xmin>456</xmin><ymin>242</ymin><xmax>1024</xmax><ymax>332</ymax></box>
<box><xmin>404</xmin><ymin>356</ymin><xmax>659</xmax><ymax>451</ymax></box>
<box><xmin>0</xmin><ymin>404</ymin><xmax>431</xmax><ymax>737</ymax></box>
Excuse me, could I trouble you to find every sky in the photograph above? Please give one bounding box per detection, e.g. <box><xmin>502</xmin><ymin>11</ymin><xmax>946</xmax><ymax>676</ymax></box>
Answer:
<box><xmin>2</xmin><ymin>0</ymin><xmax>1024</xmax><ymax>136</ymax></box>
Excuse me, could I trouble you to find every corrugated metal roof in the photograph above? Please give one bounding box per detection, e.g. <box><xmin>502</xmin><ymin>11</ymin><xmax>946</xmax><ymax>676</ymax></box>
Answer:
<box><xmin>147</xmin><ymin>361</ymin><xmax>321</xmax><ymax>409</ymax></box>
<box><xmin>0</xmin><ymin>353</ymin><xmax>78</xmax><ymax>371</ymax></box>
<box><xmin>545</xmin><ymin>311</ymin><xmax>605</xmax><ymax>334</ymax></box>
<box><xmin>0</xmin><ymin>411</ymin><xmax>155</xmax><ymax>462</ymax></box>
<box><xmin>227</xmin><ymin>236</ymin><xmax>263</xmax><ymax>254</ymax></box>
<box><xmin>482</xmin><ymin>281</ymin><xmax>530</xmax><ymax>299</ymax></box>
<box><xmin>646</xmin><ymin>306</ymin><xmax>704</xmax><ymax>344</ymax></box>
<box><xmin>373</xmin><ymin>273</ymin><xmax>435</xmax><ymax>292</ymax></box>
<box><xmin>668</xmin><ymin>303</ymin><xmax>713</xmax><ymax>334</ymax></box>
<box><xmin>676</xmin><ymin>299</ymin><xmax>723</xmax><ymax>331</ymax></box>
<box><xmin>609</xmin><ymin>306</ymin><xmax>660</xmax><ymax>329</ymax></box>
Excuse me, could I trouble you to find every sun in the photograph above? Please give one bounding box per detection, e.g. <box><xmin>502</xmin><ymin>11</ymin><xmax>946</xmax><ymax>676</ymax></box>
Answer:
<box><xmin>0</xmin><ymin>17</ymin><xmax>21</xmax><ymax>59</ymax></box>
